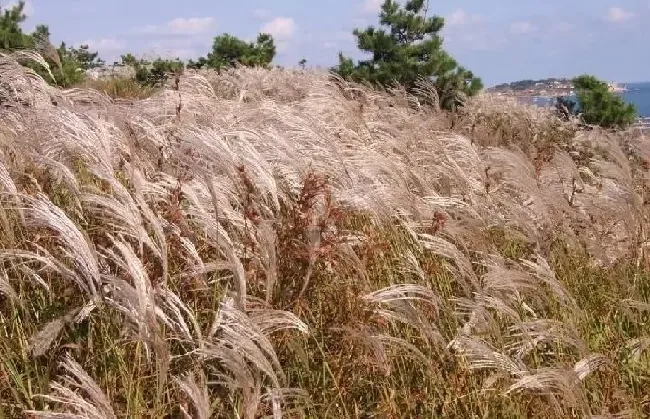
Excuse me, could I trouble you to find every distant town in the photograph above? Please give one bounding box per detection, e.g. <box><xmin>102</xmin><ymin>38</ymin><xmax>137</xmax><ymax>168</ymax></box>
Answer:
<box><xmin>487</xmin><ymin>78</ymin><xmax>650</xmax><ymax>129</ymax></box>
<box><xmin>487</xmin><ymin>78</ymin><xmax>626</xmax><ymax>98</ymax></box>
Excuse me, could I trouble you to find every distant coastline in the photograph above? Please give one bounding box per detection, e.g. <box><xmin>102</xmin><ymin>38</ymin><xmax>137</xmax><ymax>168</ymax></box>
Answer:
<box><xmin>487</xmin><ymin>78</ymin><xmax>650</xmax><ymax>120</ymax></box>
<box><xmin>486</xmin><ymin>77</ymin><xmax>626</xmax><ymax>99</ymax></box>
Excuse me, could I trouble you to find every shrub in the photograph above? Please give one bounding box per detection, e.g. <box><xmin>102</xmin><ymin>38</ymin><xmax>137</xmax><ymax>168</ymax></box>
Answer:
<box><xmin>2</xmin><ymin>52</ymin><xmax>650</xmax><ymax>419</ymax></box>
<box><xmin>0</xmin><ymin>1</ymin><xmax>32</xmax><ymax>49</ymax></box>
<box><xmin>188</xmin><ymin>33</ymin><xmax>276</xmax><ymax>71</ymax></box>
<box><xmin>1</xmin><ymin>3</ymin><xmax>103</xmax><ymax>88</ymax></box>
<box><xmin>555</xmin><ymin>75</ymin><xmax>636</xmax><ymax>129</ymax></box>
<box><xmin>81</xmin><ymin>77</ymin><xmax>157</xmax><ymax>100</ymax></box>
<box><xmin>333</xmin><ymin>0</ymin><xmax>483</xmax><ymax>111</ymax></box>
<box><xmin>121</xmin><ymin>54</ymin><xmax>185</xmax><ymax>88</ymax></box>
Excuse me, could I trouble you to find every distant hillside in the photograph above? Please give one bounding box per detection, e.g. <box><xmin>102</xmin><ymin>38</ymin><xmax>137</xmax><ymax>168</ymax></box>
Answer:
<box><xmin>488</xmin><ymin>78</ymin><xmax>572</xmax><ymax>93</ymax></box>
<box><xmin>488</xmin><ymin>77</ymin><xmax>628</xmax><ymax>97</ymax></box>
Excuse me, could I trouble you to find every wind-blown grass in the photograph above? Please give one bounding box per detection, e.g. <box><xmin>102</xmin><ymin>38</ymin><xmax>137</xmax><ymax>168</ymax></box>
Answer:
<box><xmin>1</xmin><ymin>52</ymin><xmax>650</xmax><ymax>418</ymax></box>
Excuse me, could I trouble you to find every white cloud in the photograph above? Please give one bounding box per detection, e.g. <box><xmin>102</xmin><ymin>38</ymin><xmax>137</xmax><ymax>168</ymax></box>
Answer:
<box><xmin>142</xmin><ymin>36</ymin><xmax>212</xmax><ymax>61</ymax></box>
<box><xmin>351</xmin><ymin>17</ymin><xmax>370</xmax><ymax>27</ymax></box>
<box><xmin>322</xmin><ymin>31</ymin><xmax>355</xmax><ymax>49</ymax></box>
<box><xmin>510</xmin><ymin>21</ymin><xmax>537</xmax><ymax>34</ymax></box>
<box><xmin>549</xmin><ymin>22</ymin><xmax>573</xmax><ymax>34</ymax></box>
<box><xmin>453</xmin><ymin>31</ymin><xmax>506</xmax><ymax>51</ymax></box>
<box><xmin>445</xmin><ymin>9</ymin><xmax>483</xmax><ymax>26</ymax></box>
<box><xmin>82</xmin><ymin>38</ymin><xmax>125</xmax><ymax>51</ymax></box>
<box><xmin>78</xmin><ymin>38</ymin><xmax>125</xmax><ymax>63</ymax></box>
<box><xmin>332</xmin><ymin>31</ymin><xmax>354</xmax><ymax>42</ymax></box>
<box><xmin>6</xmin><ymin>0</ymin><xmax>34</xmax><ymax>15</ymax></box>
<box><xmin>362</xmin><ymin>0</ymin><xmax>383</xmax><ymax>14</ymax></box>
<box><xmin>442</xmin><ymin>9</ymin><xmax>501</xmax><ymax>52</ymax></box>
<box><xmin>447</xmin><ymin>9</ymin><xmax>468</xmax><ymax>26</ymax></box>
<box><xmin>606</xmin><ymin>7</ymin><xmax>634</xmax><ymax>23</ymax></box>
<box><xmin>135</xmin><ymin>17</ymin><xmax>216</xmax><ymax>36</ymax></box>
<box><xmin>253</xmin><ymin>8</ymin><xmax>272</xmax><ymax>20</ymax></box>
<box><xmin>120</xmin><ymin>32</ymin><xmax>206</xmax><ymax>62</ymax></box>
<box><xmin>254</xmin><ymin>16</ymin><xmax>298</xmax><ymax>54</ymax></box>
<box><xmin>145</xmin><ymin>46</ymin><xmax>198</xmax><ymax>60</ymax></box>
<box><xmin>260</xmin><ymin>17</ymin><xmax>297</xmax><ymax>40</ymax></box>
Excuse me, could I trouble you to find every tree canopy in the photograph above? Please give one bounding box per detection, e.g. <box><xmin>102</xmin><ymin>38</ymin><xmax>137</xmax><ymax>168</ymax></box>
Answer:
<box><xmin>1</xmin><ymin>1</ymin><xmax>277</xmax><ymax>89</ymax></box>
<box><xmin>0</xmin><ymin>1</ymin><xmax>31</xmax><ymax>49</ymax></box>
<box><xmin>556</xmin><ymin>75</ymin><xmax>637</xmax><ymax>129</ymax></box>
<box><xmin>333</xmin><ymin>0</ymin><xmax>483</xmax><ymax>111</ymax></box>
<box><xmin>188</xmin><ymin>33</ymin><xmax>276</xmax><ymax>71</ymax></box>
<box><xmin>9</xmin><ymin>0</ymin><xmax>636</xmax><ymax>134</ymax></box>
<box><xmin>0</xmin><ymin>2</ymin><xmax>105</xmax><ymax>87</ymax></box>
<box><xmin>121</xmin><ymin>54</ymin><xmax>184</xmax><ymax>87</ymax></box>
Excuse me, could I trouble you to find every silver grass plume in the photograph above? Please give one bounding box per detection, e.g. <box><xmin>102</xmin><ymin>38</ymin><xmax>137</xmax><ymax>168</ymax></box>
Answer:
<box><xmin>100</xmin><ymin>236</ymin><xmax>163</xmax><ymax>359</ymax></box>
<box><xmin>100</xmin><ymin>235</ymin><xmax>170</xmax><ymax>398</ymax></box>
<box><xmin>176</xmin><ymin>372</ymin><xmax>212</xmax><ymax>419</ymax></box>
<box><xmin>0</xmin><ymin>50</ymin><xmax>55</xmax><ymax>104</ymax></box>
<box><xmin>26</xmin><ymin>355</ymin><xmax>117</xmax><ymax>419</ymax></box>
<box><xmin>506</xmin><ymin>319</ymin><xmax>589</xmax><ymax>360</ymax></box>
<box><xmin>199</xmin><ymin>297</ymin><xmax>307</xmax><ymax>417</ymax></box>
<box><xmin>18</xmin><ymin>193</ymin><xmax>101</xmax><ymax>296</ymax></box>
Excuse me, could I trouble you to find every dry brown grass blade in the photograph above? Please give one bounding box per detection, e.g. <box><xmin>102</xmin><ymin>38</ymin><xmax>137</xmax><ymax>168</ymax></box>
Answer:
<box><xmin>448</xmin><ymin>334</ymin><xmax>527</xmax><ymax>376</ymax></box>
<box><xmin>505</xmin><ymin>367</ymin><xmax>590</xmax><ymax>415</ymax></box>
<box><xmin>33</xmin><ymin>33</ymin><xmax>62</xmax><ymax>75</ymax></box>
<box><xmin>16</xmin><ymin>193</ymin><xmax>101</xmax><ymax>297</ymax></box>
<box><xmin>26</xmin><ymin>355</ymin><xmax>117</xmax><ymax>419</ymax></box>
<box><xmin>1</xmin><ymin>49</ymin><xmax>56</xmax><ymax>89</ymax></box>
<box><xmin>198</xmin><ymin>297</ymin><xmax>301</xmax><ymax>416</ymax></box>
<box><xmin>0</xmin><ymin>270</ymin><xmax>18</xmax><ymax>302</ymax></box>
<box><xmin>624</xmin><ymin>337</ymin><xmax>650</xmax><ymax>362</ymax></box>
<box><xmin>2</xmin><ymin>51</ymin><xmax>650</xmax><ymax>418</ymax></box>
<box><xmin>363</xmin><ymin>283</ymin><xmax>445</xmax><ymax>347</ymax></box>
<box><xmin>507</xmin><ymin>319</ymin><xmax>589</xmax><ymax>360</ymax></box>
<box><xmin>100</xmin><ymin>236</ymin><xmax>164</xmax><ymax>359</ymax></box>
<box><xmin>28</xmin><ymin>302</ymin><xmax>96</xmax><ymax>357</ymax></box>
<box><xmin>176</xmin><ymin>372</ymin><xmax>211</xmax><ymax>419</ymax></box>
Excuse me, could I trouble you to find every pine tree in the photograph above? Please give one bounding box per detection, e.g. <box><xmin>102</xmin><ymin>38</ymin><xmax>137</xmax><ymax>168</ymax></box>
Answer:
<box><xmin>186</xmin><ymin>56</ymin><xmax>208</xmax><ymax>70</ymax></box>
<box><xmin>1</xmin><ymin>3</ymin><xmax>104</xmax><ymax>87</ymax></box>
<box><xmin>0</xmin><ymin>1</ymin><xmax>31</xmax><ymax>50</ymax></box>
<box><xmin>187</xmin><ymin>33</ymin><xmax>276</xmax><ymax>71</ymax></box>
<box><xmin>556</xmin><ymin>75</ymin><xmax>637</xmax><ymax>129</ymax></box>
<box><xmin>334</xmin><ymin>0</ymin><xmax>483</xmax><ymax>111</ymax></box>
<box><xmin>573</xmin><ymin>75</ymin><xmax>636</xmax><ymax>129</ymax></box>
<box><xmin>120</xmin><ymin>54</ymin><xmax>184</xmax><ymax>87</ymax></box>
<box><xmin>71</xmin><ymin>44</ymin><xmax>105</xmax><ymax>70</ymax></box>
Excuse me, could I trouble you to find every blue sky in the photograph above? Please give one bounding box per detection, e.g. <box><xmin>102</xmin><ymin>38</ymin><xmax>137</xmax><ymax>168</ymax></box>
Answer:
<box><xmin>7</xmin><ymin>0</ymin><xmax>650</xmax><ymax>86</ymax></box>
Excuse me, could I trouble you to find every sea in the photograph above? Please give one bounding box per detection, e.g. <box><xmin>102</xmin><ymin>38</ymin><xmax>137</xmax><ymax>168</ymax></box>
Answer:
<box><xmin>622</xmin><ymin>82</ymin><xmax>650</xmax><ymax>119</ymax></box>
<box><xmin>528</xmin><ymin>81</ymin><xmax>650</xmax><ymax>120</ymax></box>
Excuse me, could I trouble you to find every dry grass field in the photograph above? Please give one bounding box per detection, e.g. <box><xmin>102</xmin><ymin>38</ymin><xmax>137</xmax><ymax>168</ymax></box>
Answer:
<box><xmin>1</xmin><ymin>51</ymin><xmax>650</xmax><ymax>418</ymax></box>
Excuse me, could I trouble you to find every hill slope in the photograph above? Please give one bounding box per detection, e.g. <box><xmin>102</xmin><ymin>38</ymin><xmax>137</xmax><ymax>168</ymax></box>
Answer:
<box><xmin>1</xmin><ymin>52</ymin><xmax>650</xmax><ymax>418</ymax></box>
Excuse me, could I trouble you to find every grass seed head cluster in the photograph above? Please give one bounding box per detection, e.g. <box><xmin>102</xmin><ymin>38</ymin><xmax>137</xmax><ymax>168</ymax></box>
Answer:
<box><xmin>1</xmin><ymin>51</ymin><xmax>650</xmax><ymax>418</ymax></box>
